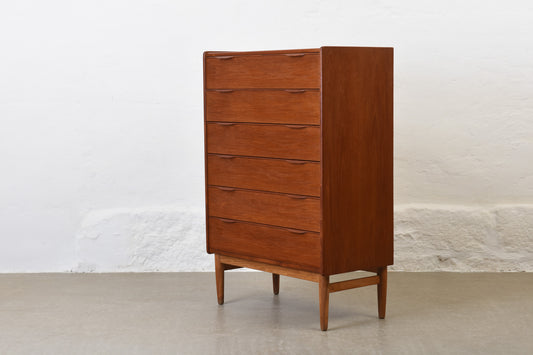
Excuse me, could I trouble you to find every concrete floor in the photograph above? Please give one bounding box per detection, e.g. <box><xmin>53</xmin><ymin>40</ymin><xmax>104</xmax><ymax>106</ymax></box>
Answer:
<box><xmin>1</xmin><ymin>272</ymin><xmax>532</xmax><ymax>354</ymax></box>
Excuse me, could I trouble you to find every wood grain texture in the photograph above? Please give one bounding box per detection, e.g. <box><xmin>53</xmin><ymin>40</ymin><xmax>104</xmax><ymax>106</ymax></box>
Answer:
<box><xmin>319</xmin><ymin>275</ymin><xmax>329</xmax><ymax>331</ymax></box>
<box><xmin>204</xmin><ymin>47</ymin><xmax>394</xmax><ymax>329</ymax></box>
<box><xmin>378</xmin><ymin>266</ymin><xmax>387</xmax><ymax>319</ymax></box>
<box><xmin>206</xmin><ymin>89</ymin><xmax>320</xmax><ymax>125</ymax></box>
<box><xmin>203</xmin><ymin>52</ymin><xmax>211</xmax><ymax>254</ymax></box>
<box><xmin>321</xmin><ymin>47</ymin><xmax>394</xmax><ymax>275</ymax></box>
<box><xmin>215</xmin><ymin>254</ymin><xmax>224</xmax><ymax>305</ymax></box>
<box><xmin>207</xmin><ymin>123</ymin><xmax>320</xmax><ymax>161</ymax></box>
<box><xmin>209</xmin><ymin>217</ymin><xmax>320</xmax><ymax>272</ymax></box>
<box><xmin>205</xmin><ymin>48</ymin><xmax>319</xmax><ymax>57</ymax></box>
<box><xmin>207</xmin><ymin>154</ymin><xmax>320</xmax><ymax>196</ymax></box>
<box><xmin>328</xmin><ymin>275</ymin><xmax>380</xmax><ymax>293</ymax></box>
<box><xmin>205</xmin><ymin>54</ymin><xmax>320</xmax><ymax>89</ymax></box>
<box><xmin>213</xmin><ymin>249</ymin><xmax>313</xmax><ymax>273</ymax></box>
<box><xmin>208</xmin><ymin>187</ymin><xmax>320</xmax><ymax>232</ymax></box>
<box><xmin>218</xmin><ymin>255</ymin><xmax>321</xmax><ymax>282</ymax></box>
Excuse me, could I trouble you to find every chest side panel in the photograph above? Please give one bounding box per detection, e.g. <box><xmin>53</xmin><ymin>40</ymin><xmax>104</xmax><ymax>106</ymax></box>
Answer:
<box><xmin>321</xmin><ymin>47</ymin><xmax>394</xmax><ymax>275</ymax></box>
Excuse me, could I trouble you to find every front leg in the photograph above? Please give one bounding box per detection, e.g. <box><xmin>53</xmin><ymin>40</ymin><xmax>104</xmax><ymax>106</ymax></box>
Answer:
<box><xmin>319</xmin><ymin>275</ymin><xmax>330</xmax><ymax>331</ymax></box>
<box><xmin>377</xmin><ymin>266</ymin><xmax>387</xmax><ymax>319</ymax></box>
<box><xmin>272</xmin><ymin>273</ymin><xmax>280</xmax><ymax>295</ymax></box>
<box><xmin>215</xmin><ymin>254</ymin><xmax>224</xmax><ymax>305</ymax></box>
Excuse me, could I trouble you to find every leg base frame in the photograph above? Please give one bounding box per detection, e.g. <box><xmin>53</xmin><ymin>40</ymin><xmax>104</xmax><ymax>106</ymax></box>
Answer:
<box><xmin>214</xmin><ymin>254</ymin><xmax>389</xmax><ymax>331</ymax></box>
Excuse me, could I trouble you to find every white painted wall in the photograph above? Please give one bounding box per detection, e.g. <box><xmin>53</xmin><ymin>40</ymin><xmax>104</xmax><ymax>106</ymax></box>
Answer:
<box><xmin>1</xmin><ymin>1</ymin><xmax>532</xmax><ymax>272</ymax></box>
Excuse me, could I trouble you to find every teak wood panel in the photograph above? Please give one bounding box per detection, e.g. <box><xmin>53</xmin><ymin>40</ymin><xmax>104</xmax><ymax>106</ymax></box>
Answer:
<box><xmin>218</xmin><ymin>255</ymin><xmax>321</xmax><ymax>282</ymax></box>
<box><xmin>206</xmin><ymin>123</ymin><xmax>320</xmax><ymax>161</ymax></box>
<box><xmin>207</xmin><ymin>154</ymin><xmax>320</xmax><ymax>196</ymax></box>
<box><xmin>205</xmin><ymin>90</ymin><xmax>320</xmax><ymax>125</ymax></box>
<box><xmin>208</xmin><ymin>186</ymin><xmax>320</xmax><ymax>232</ymax></box>
<box><xmin>205</xmin><ymin>54</ymin><xmax>320</xmax><ymax>89</ymax></box>
<box><xmin>205</xmin><ymin>49</ymin><xmax>319</xmax><ymax>57</ymax></box>
<box><xmin>208</xmin><ymin>217</ymin><xmax>320</xmax><ymax>272</ymax></box>
<box><xmin>321</xmin><ymin>47</ymin><xmax>394</xmax><ymax>275</ymax></box>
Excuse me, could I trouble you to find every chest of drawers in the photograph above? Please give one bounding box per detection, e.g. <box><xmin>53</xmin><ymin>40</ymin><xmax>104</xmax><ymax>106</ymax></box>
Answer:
<box><xmin>203</xmin><ymin>47</ymin><xmax>393</xmax><ymax>331</ymax></box>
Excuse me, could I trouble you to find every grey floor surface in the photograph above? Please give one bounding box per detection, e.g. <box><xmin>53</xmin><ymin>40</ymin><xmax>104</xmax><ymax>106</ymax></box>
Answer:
<box><xmin>1</xmin><ymin>272</ymin><xmax>532</xmax><ymax>354</ymax></box>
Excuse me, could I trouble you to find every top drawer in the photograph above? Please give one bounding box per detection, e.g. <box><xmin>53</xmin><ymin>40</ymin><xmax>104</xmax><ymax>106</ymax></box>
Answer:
<box><xmin>205</xmin><ymin>53</ymin><xmax>320</xmax><ymax>89</ymax></box>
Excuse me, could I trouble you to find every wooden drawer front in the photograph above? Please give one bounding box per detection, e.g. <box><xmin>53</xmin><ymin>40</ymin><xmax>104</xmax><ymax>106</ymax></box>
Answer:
<box><xmin>205</xmin><ymin>90</ymin><xmax>320</xmax><ymax>125</ymax></box>
<box><xmin>208</xmin><ymin>187</ymin><xmax>320</xmax><ymax>232</ymax></box>
<box><xmin>208</xmin><ymin>155</ymin><xmax>320</xmax><ymax>196</ymax></box>
<box><xmin>206</xmin><ymin>123</ymin><xmax>320</xmax><ymax>161</ymax></box>
<box><xmin>205</xmin><ymin>54</ymin><xmax>320</xmax><ymax>89</ymax></box>
<box><xmin>209</xmin><ymin>217</ymin><xmax>320</xmax><ymax>271</ymax></box>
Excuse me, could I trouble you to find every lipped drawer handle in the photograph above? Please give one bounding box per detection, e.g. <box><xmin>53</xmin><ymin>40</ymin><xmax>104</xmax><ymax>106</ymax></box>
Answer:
<box><xmin>284</xmin><ymin>125</ymin><xmax>308</xmax><ymax>129</ymax></box>
<box><xmin>285</xmin><ymin>159</ymin><xmax>307</xmax><ymax>165</ymax></box>
<box><xmin>214</xmin><ymin>56</ymin><xmax>234</xmax><ymax>60</ymax></box>
<box><xmin>287</xmin><ymin>228</ymin><xmax>307</xmax><ymax>234</ymax></box>
<box><xmin>216</xmin><ymin>122</ymin><xmax>236</xmax><ymax>126</ymax></box>
<box><xmin>215</xmin><ymin>89</ymin><xmax>234</xmax><ymax>93</ymax></box>
<box><xmin>285</xmin><ymin>53</ymin><xmax>305</xmax><ymax>57</ymax></box>
<box><xmin>216</xmin><ymin>186</ymin><xmax>236</xmax><ymax>192</ymax></box>
<box><xmin>215</xmin><ymin>154</ymin><xmax>236</xmax><ymax>159</ymax></box>
<box><xmin>288</xmin><ymin>194</ymin><xmax>308</xmax><ymax>199</ymax></box>
<box><xmin>219</xmin><ymin>218</ymin><xmax>237</xmax><ymax>224</ymax></box>
<box><xmin>285</xmin><ymin>89</ymin><xmax>306</xmax><ymax>93</ymax></box>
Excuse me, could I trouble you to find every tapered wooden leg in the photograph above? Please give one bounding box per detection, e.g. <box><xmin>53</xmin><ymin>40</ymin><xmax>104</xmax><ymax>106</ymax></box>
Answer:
<box><xmin>272</xmin><ymin>273</ymin><xmax>280</xmax><ymax>295</ymax></box>
<box><xmin>215</xmin><ymin>254</ymin><xmax>224</xmax><ymax>305</ymax></box>
<box><xmin>377</xmin><ymin>266</ymin><xmax>387</xmax><ymax>319</ymax></box>
<box><xmin>319</xmin><ymin>275</ymin><xmax>330</xmax><ymax>331</ymax></box>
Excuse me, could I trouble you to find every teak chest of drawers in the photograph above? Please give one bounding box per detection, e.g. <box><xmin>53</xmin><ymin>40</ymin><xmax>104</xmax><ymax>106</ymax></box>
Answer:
<box><xmin>203</xmin><ymin>46</ymin><xmax>393</xmax><ymax>331</ymax></box>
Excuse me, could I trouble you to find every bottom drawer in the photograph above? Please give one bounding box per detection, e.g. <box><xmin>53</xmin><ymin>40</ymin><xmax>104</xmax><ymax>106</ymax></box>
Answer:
<box><xmin>208</xmin><ymin>217</ymin><xmax>320</xmax><ymax>272</ymax></box>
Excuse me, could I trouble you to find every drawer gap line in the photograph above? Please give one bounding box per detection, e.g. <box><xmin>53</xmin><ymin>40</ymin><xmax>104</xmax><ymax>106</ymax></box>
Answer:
<box><xmin>209</xmin><ymin>215</ymin><xmax>320</xmax><ymax>235</ymax></box>
<box><xmin>209</xmin><ymin>185</ymin><xmax>320</xmax><ymax>199</ymax></box>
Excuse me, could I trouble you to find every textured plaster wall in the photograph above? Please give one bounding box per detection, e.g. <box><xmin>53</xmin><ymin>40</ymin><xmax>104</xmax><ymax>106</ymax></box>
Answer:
<box><xmin>73</xmin><ymin>205</ymin><xmax>533</xmax><ymax>272</ymax></box>
<box><xmin>1</xmin><ymin>1</ymin><xmax>532</xmax><ymax>272</ymax></box>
